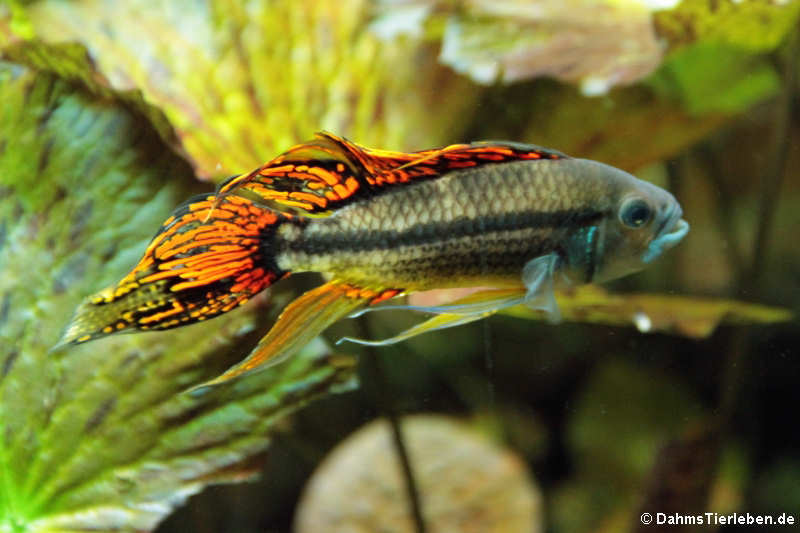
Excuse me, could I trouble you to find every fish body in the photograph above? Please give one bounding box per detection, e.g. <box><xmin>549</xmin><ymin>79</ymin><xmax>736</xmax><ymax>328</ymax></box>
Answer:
<box><xmin>58</xmin><ymin>133</ymin><xmax>688</xmax><ymax>387</ymax></box>
<box><xmin>277</xmin><ymin>159</ymin><xmax>592</xmax><ymax>290</ymax></box>
<box><xmin>273</xmin><ymin>156</ymin><xmax>680</xmax><ymax>291</ymax></box>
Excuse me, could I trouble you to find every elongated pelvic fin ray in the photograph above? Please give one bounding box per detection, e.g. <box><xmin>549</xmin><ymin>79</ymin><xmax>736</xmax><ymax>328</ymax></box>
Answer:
<box><xmin>348</xmin><ymin>291</ymin><xmax>521</xmax><ymax>318</ymax></box>
<box><xmin>340</xmin><ymin>253</ymin><xmax>563</xmax><ymax>346</ymax></box>
<box><xmin>190</xmin><ymin>281</ymin><xmax>386</xmax><ymax>391</ymax></box>
<box><xmin>339</xmin><ymin>288</ymin><xmax>527</xmax><ymax>346</ymax></box>
<box><xmin>339</xmin><ymin>312</ymin><xmax>490</xmax><ymax>347</ymax></box>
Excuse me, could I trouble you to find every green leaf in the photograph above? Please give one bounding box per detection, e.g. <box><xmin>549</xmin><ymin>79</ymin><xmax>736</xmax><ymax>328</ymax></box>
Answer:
<box><xmin>1</xmin><ymin>40</ymin><xmax>183</xmax><ymax>153</ymax></box>
<box><xmin>655</xmin><ymin>0</ymin><xmax>800</xmax><ymax>52</ymax></box>
<box><xmin>8</xmin><ymin>0</ymin><xmax>478</xmax><ymax>179</ymax></box>
<box><xmin>406</xmin><ymin>286</ymin><xmax>790</xmax><ymax>340</ymax></box>
<box><xmin>0</xmin><ymin>56</ymin><xmax>355</xmax><ymax>532</ymax></box>
<box><xmin>504</xmin><ymin>285</ymin><xmax>792</xmax><ymax>338</ymax></box>
<box><xmin>650</xmin><ymin>42</ymin><xmax>781</xmax><ymax>115</ymax></box>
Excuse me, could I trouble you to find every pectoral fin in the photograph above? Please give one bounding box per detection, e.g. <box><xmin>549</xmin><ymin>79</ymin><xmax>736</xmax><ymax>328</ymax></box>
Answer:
<box><xmin>521</xmin><ymin>253</ymin><xmax>562</xmax><ymax>323</ymax></box>
<box><xmin>191</xmin><ymin>281</ymin><xmax>379</xmax><ymax>392</ymax></box>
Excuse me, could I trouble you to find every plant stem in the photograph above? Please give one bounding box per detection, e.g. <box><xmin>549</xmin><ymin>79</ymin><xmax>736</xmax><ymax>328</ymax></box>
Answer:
<box><xmin>720</xmin><ymin>24</ymin><xmax>798</xmax><ymax>424</ymax></box>
<box><xmin>746</xmin><ymin>30</ymin><xmax>798</xmax><ymax>291</ymax></box>
<box><xmin>355</xmin><ymin>317</ymin><xmax>427</xmax><ymax>533</ymax></box>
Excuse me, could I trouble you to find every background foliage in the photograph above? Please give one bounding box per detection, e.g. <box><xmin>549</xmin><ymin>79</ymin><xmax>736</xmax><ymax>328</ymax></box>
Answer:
<box><xmin>1</xmin><ymin>0</ymin><xmax>799</xmax><ymax>532</ymax></box>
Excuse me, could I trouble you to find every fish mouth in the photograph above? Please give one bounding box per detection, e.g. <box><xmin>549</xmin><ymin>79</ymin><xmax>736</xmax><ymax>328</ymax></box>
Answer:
<box><xmin>642</xmin><ymin>206</ymin><xmax>689</xmax><ymax>264</ymax></box>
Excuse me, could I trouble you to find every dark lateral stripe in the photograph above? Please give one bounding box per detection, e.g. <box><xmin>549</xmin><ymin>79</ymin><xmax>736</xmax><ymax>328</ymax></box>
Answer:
<box><xmin>289</xmin><ymin>208</ymin><xmax>606</xmax><ymax>255</ymax></box>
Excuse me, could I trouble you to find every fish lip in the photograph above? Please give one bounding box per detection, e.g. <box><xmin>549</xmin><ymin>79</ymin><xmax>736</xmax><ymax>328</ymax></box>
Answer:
<box><xmin>656</xmin><ymin>202</ymin><xmax>682</xmax><ymax>237</ymax></box>
<box><xmin>642</xmin><ymin>204</ymin><xmax>689</xmax><ymax>263</ymax></box>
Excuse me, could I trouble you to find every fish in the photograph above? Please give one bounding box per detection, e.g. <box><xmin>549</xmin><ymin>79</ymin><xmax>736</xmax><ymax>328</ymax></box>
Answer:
<box><xmin>56</xmin><ymin>132</ymin><xmax>689</xmax><ymax>388</ymax></box>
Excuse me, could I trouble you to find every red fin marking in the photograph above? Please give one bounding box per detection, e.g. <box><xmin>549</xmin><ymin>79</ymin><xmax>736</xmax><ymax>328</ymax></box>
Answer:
<box><xmin>214</xmin><ymin>132</ymin><xmax>567</xmax><ymax>216</ymax></box>
<box><xmin>58</xmin><ymin>194</ymin><xmax>289</xmax><ymax>346</ymax></box>
<box><xmin>369</xmin><ymin>289</ymin><xmax>403</xmax><ymax>305</ymax></box>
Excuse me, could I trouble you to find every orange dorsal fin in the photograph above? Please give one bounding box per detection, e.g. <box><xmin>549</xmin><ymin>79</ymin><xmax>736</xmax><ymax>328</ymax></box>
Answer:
<box><xmin>369</xmin><ymin>140</ymin><xmax>567</xmax><ymax>186</ymax></box>
<box><xmin>216</xmin><ymin>132</ymin><xmax>374</xmax><ymax>216</ymax></box>
<box><xmin>217</xmin><ymin>132</ymin><xmax>568</xmax><ymax>215</ymax></box>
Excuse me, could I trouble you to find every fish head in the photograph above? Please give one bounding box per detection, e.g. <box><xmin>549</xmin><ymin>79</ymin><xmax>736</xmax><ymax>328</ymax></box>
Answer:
<box><xmin>585</xmin><ymin>161</ymin><xmax>689</xmax><ymax>284</ymax></box>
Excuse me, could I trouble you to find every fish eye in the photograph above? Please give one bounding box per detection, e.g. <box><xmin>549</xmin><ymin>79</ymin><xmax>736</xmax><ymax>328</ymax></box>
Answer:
<box><xmin>619</xmin><ymin>198</ymin><xmax>653</xmax><ymax>228</ymax></box>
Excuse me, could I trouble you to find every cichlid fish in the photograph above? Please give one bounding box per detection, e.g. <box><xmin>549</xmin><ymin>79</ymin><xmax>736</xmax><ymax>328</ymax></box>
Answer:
<box><xmin>57</xmin><ymin>132</ymin><xmax>689</xmax><ymax>387</ymax></box>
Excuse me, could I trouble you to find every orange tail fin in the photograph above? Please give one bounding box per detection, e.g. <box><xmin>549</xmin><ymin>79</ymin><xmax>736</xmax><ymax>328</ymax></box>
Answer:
<box><xmin>57</xmin><ymin>194</ymin><xmax>290</xmax><ymax>346</ymax></box>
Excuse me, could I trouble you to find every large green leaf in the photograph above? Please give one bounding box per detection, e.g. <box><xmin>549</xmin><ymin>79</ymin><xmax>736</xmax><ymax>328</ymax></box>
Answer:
<box><xmin>405</xmin><ymin>286</ymin><xmax>790</xmax><ymax>341</ymax></box>
<box><xmin>5</xmin><ymin>0</ymin><xmax>478</xmax><ymax>179</ymax></box>
<box><xmin>655</xmin><ymin>0</ymin><xmax>800</xmax><ymax>52</ymax></box>
<box><xmin>505</xmin><ymin>285</ymin><xmax>792</xmax><ymax>339</ymax></box>
<box><xmin>649</xmin><ymin>42</ymin><xmax>782</xmax><ymax>115</ymax></box>
<box><xmin>0</xmin><ymin>39</ymin><xmax>184</xmax><ymax>155</ymax></box>
<box><xmin>0</xmin><ymin>54</ymin><xmax>355</xmax><ymax>532</ymax></box>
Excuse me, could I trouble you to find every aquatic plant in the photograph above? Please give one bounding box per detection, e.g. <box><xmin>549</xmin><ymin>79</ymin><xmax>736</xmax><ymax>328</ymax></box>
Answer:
<box><xmin>1</xmin><ymin>0</ymin><xmax>797</xmax><ymax>531</ymax></box>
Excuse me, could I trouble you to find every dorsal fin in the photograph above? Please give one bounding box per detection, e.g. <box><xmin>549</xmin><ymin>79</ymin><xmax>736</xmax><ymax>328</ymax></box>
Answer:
<box><xmin>217</xmin><ymin>132</ymin><xmax>567</xmax><ymax>215</ymax></box>
<box><xmin>365</xmin><ymin>139</ymin><xmax>567</xmax><ymax>187</ymax></box>
<box><xmin>215</xmin><ymin>133</ymin><xmax>367</xmax><ymax>216</ymax></box>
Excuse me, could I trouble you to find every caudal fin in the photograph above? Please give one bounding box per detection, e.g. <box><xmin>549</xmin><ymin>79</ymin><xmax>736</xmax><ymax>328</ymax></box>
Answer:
<box><xmin>57</xmin><ymin>194</ymin><xmax>290</xmax><ymax>347</ymax></box>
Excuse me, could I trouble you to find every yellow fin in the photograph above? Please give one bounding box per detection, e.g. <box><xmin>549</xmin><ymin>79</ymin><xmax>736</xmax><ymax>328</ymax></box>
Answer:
<box><xmin>339</xmin><ymin>288</ymin><xmax>526</xmax><ymax>346</ymax></box>
<box><xmin>190</xmin><ymin>281</ymin><xmax>375</xmax><ymax>392</ymax></box>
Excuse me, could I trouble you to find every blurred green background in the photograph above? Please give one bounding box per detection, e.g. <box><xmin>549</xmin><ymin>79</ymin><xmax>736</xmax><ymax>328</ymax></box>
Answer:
<box><xmin>1</xmin><ymin>1</ymin><xmax>799</xmax><ymax>532</ymax></box>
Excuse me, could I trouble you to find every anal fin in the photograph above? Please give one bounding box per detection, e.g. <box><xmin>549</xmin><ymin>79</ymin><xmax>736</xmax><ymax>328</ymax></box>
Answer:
<box><xmin>190</xmin><ymin>281</ymin><xmax>381</xmax><ymax>392</ymax></box>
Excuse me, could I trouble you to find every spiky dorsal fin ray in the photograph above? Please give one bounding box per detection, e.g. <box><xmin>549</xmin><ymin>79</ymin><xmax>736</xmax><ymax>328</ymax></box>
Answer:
<box><xmin>216</xmin><ymin>132</ymin><xmax>567</xmax><ymax>216</ymax></box>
